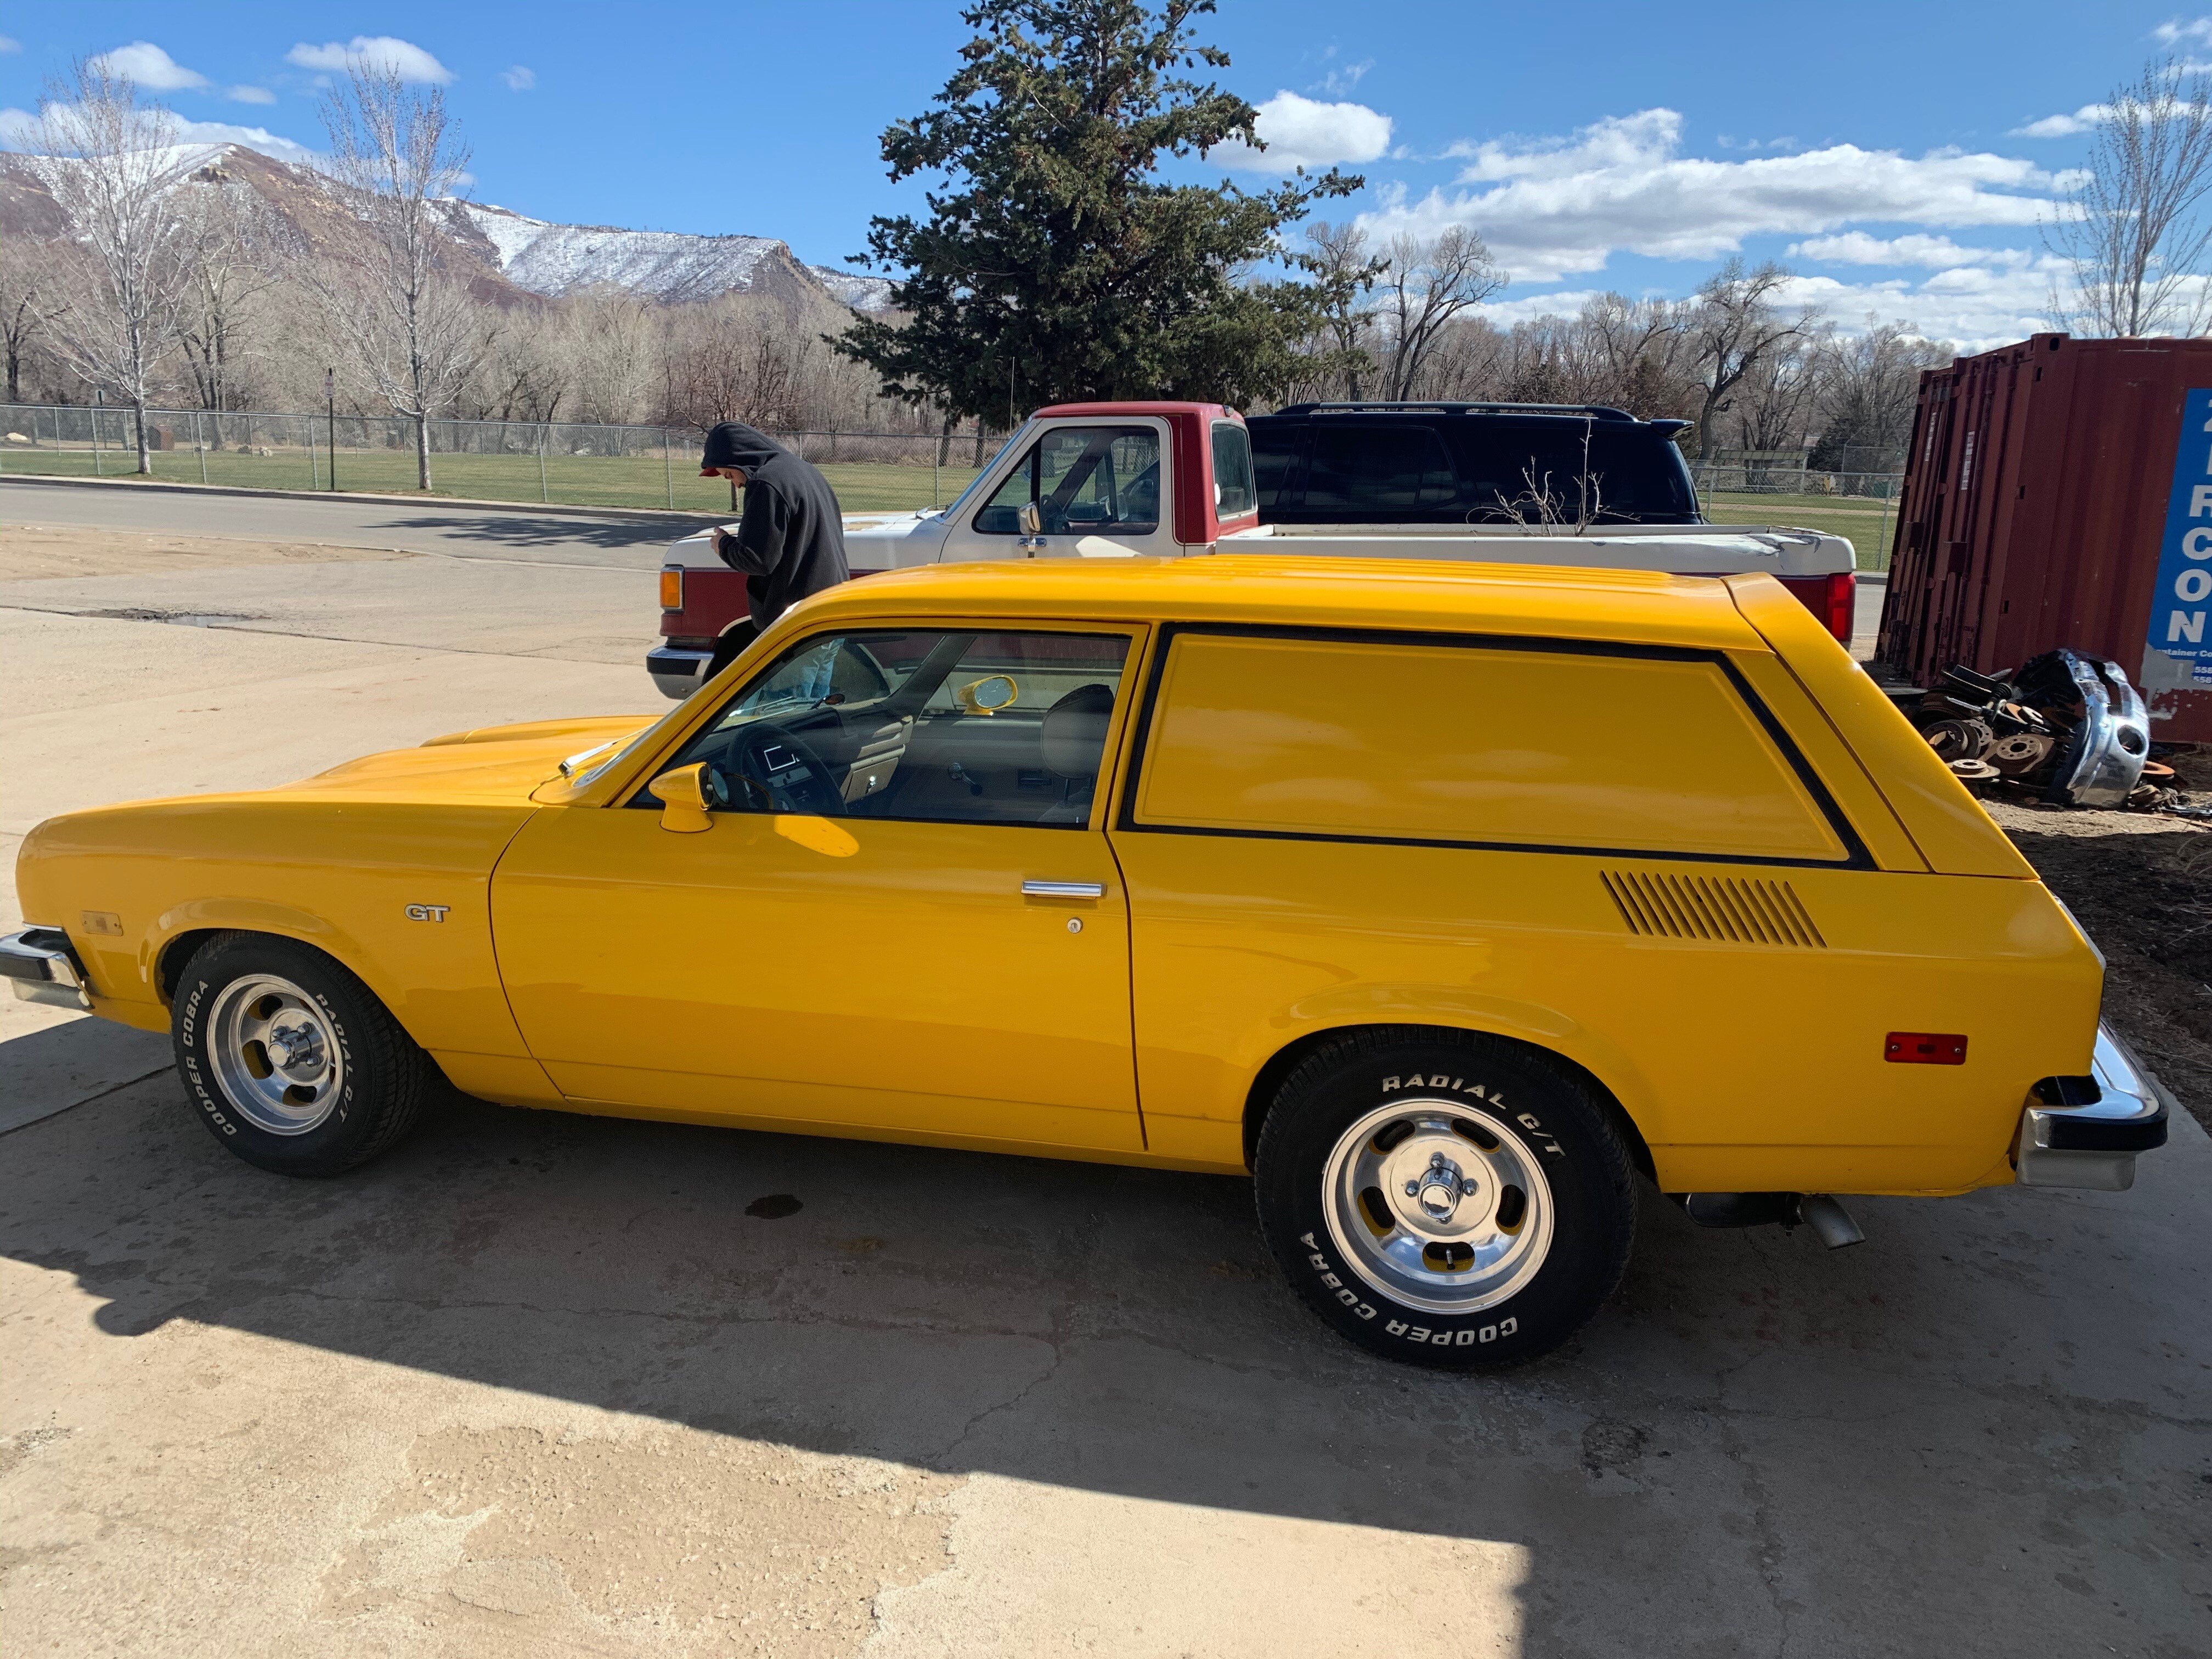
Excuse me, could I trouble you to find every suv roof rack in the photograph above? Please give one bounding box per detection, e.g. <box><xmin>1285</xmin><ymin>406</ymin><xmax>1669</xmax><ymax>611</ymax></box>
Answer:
<box><xmin>1269</xmin><ymin>400</ymin><xmax>1643</xmax><ymax>421</ymax></box>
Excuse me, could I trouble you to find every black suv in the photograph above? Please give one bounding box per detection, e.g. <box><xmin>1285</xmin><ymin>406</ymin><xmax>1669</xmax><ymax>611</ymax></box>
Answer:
<box><xmin>1246</xmin><ymin>402</ymin><xmax>1701</xmax><ymax>526</ymax></box>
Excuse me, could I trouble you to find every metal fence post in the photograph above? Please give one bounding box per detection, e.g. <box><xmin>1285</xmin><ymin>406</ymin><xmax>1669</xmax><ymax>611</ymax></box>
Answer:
<box><xmin>92</xmin><ymin>400</ymin><xmax>104</xmax><ymax>476</ymax></box>
<box><xmin>196</xmin><ymin>411</ymin><xmax>208</xmax><ymax>484</ymax></box>
<box><xmin>664</xmin><ymin>429</ymin><xmax>673</xmax><ymax>509</ymax></box>
<box><xmin>538</xmin><ymin>422</ymin><xmax>549</xmax><ymax>503</ymax></box>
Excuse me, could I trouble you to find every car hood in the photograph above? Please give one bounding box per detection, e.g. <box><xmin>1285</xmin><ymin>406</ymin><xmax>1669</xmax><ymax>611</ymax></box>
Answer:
<box><xmin>282</xmin><ymin>715</ymin><xmax>656</xmax><ymax>802</ymax></box>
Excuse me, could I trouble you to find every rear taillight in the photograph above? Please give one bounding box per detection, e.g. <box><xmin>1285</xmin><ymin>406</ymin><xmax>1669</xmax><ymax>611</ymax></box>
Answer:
<box><xmin>1820</xmin><ymin>571</ymin><xmax>1855</xmax><ymax>642</ymax></box>
<box><xmin>659</xmin><ymin>566</ymin><xmax>682</xmax><ymax>610</ymax></box>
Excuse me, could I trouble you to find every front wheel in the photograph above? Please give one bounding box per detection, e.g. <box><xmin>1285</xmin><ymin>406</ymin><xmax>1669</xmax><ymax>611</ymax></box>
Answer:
<box><xmin>1254</xmin><ymin>1029</ymin><xmax>1636</xmax><ymax>1370</ymax></box>
<box><xmin>172</xmin><ymin>933</ymin><xmax>434</xmax><ymax>1177</ymax></box>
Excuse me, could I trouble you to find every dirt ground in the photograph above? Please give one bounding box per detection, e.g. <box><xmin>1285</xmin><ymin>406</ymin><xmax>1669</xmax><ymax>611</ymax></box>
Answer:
<box><xmin>0</xmin><ymin>522</ymin><xmax>418</xmax><ymax>580</ymax></box>
<box><xmin>1985</xmin><ymin>750</ymin><xmax>2212</xmax><ymax>1131</ymax></box>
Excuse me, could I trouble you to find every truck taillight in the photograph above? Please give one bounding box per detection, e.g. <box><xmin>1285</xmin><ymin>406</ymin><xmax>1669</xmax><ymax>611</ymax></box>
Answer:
<box><xmin>659</xmin><ymin>567</ymin><xmax>682</xmax><ymax>610</ymax></box>
<box><xmin>1820</xmin><ymin>571</ymin><xmax>1855</xmax><ymax>642</ymax></box>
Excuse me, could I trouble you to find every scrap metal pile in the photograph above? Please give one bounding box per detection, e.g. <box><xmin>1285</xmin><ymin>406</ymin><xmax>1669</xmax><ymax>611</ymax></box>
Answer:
<box><xmin>1907</xmin><ymin>648</ymin><xmax>2183</xmax><ymax>811</ymax></box>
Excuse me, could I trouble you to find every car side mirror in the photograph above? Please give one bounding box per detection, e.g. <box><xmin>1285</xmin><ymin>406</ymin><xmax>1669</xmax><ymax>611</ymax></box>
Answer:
<box><xmin>1017</xmin><ymin>500</ymin><xmax>1042</xmax><ymax>538</ymax></box>
<box><xmin>953</xmin><ymin>674</ymin><xmax>1018</xmax><ymax>715</ymax></box>
<box><xmin>650</xmin><ymin>763</ymin><xmax>714</xmax><ymax>833</ymax></box>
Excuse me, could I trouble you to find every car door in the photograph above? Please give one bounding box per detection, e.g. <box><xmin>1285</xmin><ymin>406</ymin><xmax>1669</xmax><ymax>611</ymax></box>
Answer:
<box><xmin>938</xmin><ymin>420</ymin><xmax>1177</xmax><ymax>561</ymax></box>
<box><xmin>491</xmin><ymin>622</ymin><xmax>1150</xmax><ymax>1155</ymax></box>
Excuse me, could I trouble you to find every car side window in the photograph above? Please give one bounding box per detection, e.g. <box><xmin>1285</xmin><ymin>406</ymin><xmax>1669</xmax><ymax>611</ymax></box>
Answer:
<box><xmin>1305</xmin><ymin>425</ymin><xmax>1458</xmax><ymax>515</ymax></box>
<box><xmin>1129</xmin><ymin>631</ymin><xmax>1850</xmax><ymax>862</ymax></box>
<box><xmin>974</xmin><ymin>426</ymin><xmax>1161</xmax><ymax>535</ymax></box>
<box><xmin>641</xmin><ymin>629</ymin><xmax>1133</xmax><ymax>828</ymax></box>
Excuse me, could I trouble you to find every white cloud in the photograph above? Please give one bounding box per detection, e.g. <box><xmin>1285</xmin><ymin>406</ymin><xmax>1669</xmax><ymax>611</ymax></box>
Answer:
<box><xmin>286</xmin><ymin>36</ymin><xmax>452</xmax><ymax>84</ymax></box>
<box><xmin>0</xmin><ymin>37</ymin><xmax>20</xmax><ymax>55</ymax></box>
<box><xmin>227</xmin><ymin>85</ymin><xmax>276</xmax><ymax>106</ymax></box>
<box><xmin>89</xmin><ymin>41</ymin><xmax>209</xmax><ymax>92</ymax></box>
<box><xmin>1209</xmin><ymin>90</ymin><xmax>1392</xmax><ymax>172</ymax></box>
<box><xmin>1359</xmin><ymin>108</ymin><xmax>2062</xmax><ymax>283</ymax></box>
<box><xmin>2154</xmin><ymin>16</ymin><xmax>2212</xmax><ymax>45</ymax></box>
<box><xmin>1786</xmin><ymin>232</ymin><xmax>2033</xmax><ymax>268</ymax></box>
<box><xmin>500</xmin><ymin>65</ymin><xmax>535</xmax><ymax>92</ymax></box>
<box><xmin>2012</xmin><ymin>104</ymin><xmax>2108</xmax><ymax>138</ymax></box>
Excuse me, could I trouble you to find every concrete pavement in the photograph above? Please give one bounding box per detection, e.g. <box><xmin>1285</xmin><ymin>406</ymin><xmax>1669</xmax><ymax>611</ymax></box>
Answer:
<box><xmin>1</xmin><ymin>497</ymin><xmax>2204</xmax><ymax>1658</ymax></box>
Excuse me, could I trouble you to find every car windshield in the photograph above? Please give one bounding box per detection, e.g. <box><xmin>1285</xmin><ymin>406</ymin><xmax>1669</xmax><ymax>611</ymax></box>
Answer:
<box><xmin>933</xmin><ymin>433</ymin><xmax>1023</xmax><ymax>521</ymax></box>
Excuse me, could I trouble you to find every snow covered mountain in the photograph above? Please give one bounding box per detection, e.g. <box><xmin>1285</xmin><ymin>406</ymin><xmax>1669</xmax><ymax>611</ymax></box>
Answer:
<box><xmin>0</xmin><ymin>144</ymin><xmax>898</xmax><ymax>314</ymax></box>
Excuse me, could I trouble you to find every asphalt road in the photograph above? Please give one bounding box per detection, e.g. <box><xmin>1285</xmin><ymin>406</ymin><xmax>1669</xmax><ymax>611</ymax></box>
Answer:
<box><xmin>0</xmin><ymin>477</ymin><xmax>709</xmax><ymax>568</ymax></box>
<box><xmin>4</xmin><ymin>486</ymin><xmax>2197</xmax><ymax>1658</ymax></box>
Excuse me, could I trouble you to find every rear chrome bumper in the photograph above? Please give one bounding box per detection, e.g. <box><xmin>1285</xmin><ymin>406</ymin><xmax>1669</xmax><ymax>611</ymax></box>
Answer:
<box><xmin>647</xmin><ymin>646</ymin><xmax>713</xmax><ymax>701</ymax></box>
<box><xmin>2015</xmin><ymin>1025</ymin><xmax>2170</xmax><ymax>1190</ymax></box>
<box><xmin>0</xmin><ymin>927</ymin><xmax>92</xmax><ymax>1009</ymax></box>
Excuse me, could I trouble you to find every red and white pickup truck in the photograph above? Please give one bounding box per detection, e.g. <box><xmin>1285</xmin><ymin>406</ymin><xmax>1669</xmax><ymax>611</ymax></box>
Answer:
<box><xmin>647</xmin><ymin>400</ymin><xmax>1858</xmax><ymax>698</ymax></box>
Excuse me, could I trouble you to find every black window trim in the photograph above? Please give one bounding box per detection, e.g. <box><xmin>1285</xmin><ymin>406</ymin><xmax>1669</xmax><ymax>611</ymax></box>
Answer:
<box><xmin>1112</xmin><ymin>622</ymin><xmax>1876</xmax><ymax>872</ymax></box>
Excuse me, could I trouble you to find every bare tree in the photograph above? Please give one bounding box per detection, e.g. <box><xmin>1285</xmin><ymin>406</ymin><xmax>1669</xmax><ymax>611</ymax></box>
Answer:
<box><xmin>1808</xmin><ymin>320</ymin><xmax>1951</xmax><ymax>476</ymax></box>
<box><xmin>174</xmin><ymin>173</ymin><xmax>289</xmax><ymax>413</ymax></box>
<box><xmin>1299</xmin><ymin>221</ymin><xmax>1385</xmax><ymax>399</ymax></box>
<box><xmin>312</xmin><ymin>61</ymin><xmax>489</xmax><ymax>489</ymax></box>
<box><xmin>1686</xmin><ymin>258</ymin><xmax>1804</xmax><ymax>455</ymax></box>
<box><xmin>1373</xmin><ymin>227</ymin><xmax>1506</xmax><ymax>399</ymax></box>
<box><xmin>28</xmin><ymin>59</ymin><xmax>200</xmax><ymax>471</ymax></box>
<box><xmin>0</xmin><ymin>235</ymin><xmax>69</xmax><ymax>404</ymax></box>
<box><xmin>2045</xmin><ymin>57</ymin><xmax>2212</xmax><ymax>337</ymax></box>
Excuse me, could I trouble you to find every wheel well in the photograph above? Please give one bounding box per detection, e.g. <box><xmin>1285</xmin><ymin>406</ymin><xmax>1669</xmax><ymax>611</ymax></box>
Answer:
<box><xmin>1241</xmin><ymin>1023</ymin><xmax>1657</xmax><ymax>1185</ymax></box>
<box><xmin>155</xmin><ymin>928</ymin><xmax>224</xmax><ymax>1005</ymax></box>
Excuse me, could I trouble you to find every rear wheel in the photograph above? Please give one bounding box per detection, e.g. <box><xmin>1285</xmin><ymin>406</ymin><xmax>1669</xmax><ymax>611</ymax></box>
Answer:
<box><xmin>1254</xmin><ymin>1029</ymin><xmax>1636</xmax><ymax>1370</ymax></box>
<box><xmin>172</xmin><ymin>933</ymin><xmax>433</xmax><ymax>1176</ymax></box>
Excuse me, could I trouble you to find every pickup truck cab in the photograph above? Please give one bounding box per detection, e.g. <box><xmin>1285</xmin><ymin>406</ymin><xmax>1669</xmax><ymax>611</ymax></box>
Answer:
<box><xmin>646</xmin><ymin>402</ymin><xmax>1860</xmax><ymax>698</ymax></box>
<box><xmin>8</xmin><ymin>556</ymin><xmax>2167</xmax><ymax>1370</ymax></box>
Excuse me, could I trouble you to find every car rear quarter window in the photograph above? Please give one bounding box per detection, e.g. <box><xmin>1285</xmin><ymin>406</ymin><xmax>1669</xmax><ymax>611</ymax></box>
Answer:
<box><xmin>1305</xmin><ymin>425</ymin><xmax>1458</xmax><ymax>514</ymax></box>
<box><xmin>1129</xmin><ymin>633</ymin><xmax>1848</xmax><ymax>862</ymax></box>
<box><xmin>1448</xmin><ymin>423</ymin><xmax>1696</xmax><ymax>523</ymax></box>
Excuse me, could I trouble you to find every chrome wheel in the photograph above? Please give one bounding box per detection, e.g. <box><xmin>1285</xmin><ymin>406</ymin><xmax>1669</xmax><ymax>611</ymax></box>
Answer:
<box><xmin>207</xmin><ymin>974</ymin><xmax>344</xmax><ymax>1136</ymax></box>
<box><xmin>1321</xmin><ymin>1099</ymin><xmax>1554</xmax><ymax>1316</ymax></box>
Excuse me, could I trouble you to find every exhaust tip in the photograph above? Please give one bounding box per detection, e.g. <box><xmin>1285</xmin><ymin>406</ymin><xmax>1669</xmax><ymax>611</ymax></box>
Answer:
<box><xmin>1795</xmin><ymin>1193</ymin><xmax>1865</xmax><ymax>1250</ymax></box>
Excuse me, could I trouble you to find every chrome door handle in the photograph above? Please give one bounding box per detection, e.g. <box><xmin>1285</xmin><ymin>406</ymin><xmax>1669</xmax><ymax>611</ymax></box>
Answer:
<box><xmin>1022</xmin><ymin>879</ymin><xmax>1105</xmax><ymax>898</ymax></box>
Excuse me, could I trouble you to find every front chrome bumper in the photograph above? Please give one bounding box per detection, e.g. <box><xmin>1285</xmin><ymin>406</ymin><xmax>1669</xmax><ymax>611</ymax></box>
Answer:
<box><xmin>2015</xmin><ymin>1025</ymin><xmax>2170</xmax><ymax>1190</ymax></box>
<box><xmin>647</xmin><ymin>646</ymin><xmax>713</xmax><ymax>701</ymax></box>
<box><xmin>0</xmin><ymin>927</ymin><xmax>92</xmax><ymax>1009</ymax></box>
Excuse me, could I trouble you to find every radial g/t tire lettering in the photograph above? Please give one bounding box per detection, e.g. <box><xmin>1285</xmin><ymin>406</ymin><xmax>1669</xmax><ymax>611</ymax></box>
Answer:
<box><xmin>1254</xmin><ymin>1028</ymin><xmax>1636</xmax><ymax>1370</ymax></box>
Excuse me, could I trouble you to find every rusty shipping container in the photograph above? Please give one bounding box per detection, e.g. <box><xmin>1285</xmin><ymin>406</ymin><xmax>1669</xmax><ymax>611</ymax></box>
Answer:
<box><xmin>1878</xmin><ymin>331</ymin><xmax>2212</xmax><ymax>741</ymax></box>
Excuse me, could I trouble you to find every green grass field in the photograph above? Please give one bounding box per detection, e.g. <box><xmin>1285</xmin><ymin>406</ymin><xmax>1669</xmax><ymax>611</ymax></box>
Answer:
<box><xmin>0</xmin><ymin>442</ymin><xmax>983</xmax><ymax>516</ymax></box>
<box><xmin>1701</xmin><ymin>491</ymin><xmax>1900</xmax><ymax>571</ymax></box>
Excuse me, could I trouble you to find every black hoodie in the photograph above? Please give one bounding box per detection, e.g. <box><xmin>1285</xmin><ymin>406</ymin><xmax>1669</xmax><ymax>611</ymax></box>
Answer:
<box><xmin>699</xmin><ymin>422</ymin><xmax>850</xmax><ymax>626</ymax></box>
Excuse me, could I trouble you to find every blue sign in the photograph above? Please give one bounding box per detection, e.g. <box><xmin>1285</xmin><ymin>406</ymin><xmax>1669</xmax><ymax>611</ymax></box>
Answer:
<box><xmin>2152</xmin><ymin>387</ymin><xmax>2212</xmax><ymax>687</ymax></box>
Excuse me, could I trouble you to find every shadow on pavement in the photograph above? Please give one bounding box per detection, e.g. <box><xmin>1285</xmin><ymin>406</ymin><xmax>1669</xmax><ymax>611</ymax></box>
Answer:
<box><xmin>379</xmin><ymin>511</ymin><xmax>709</xmax><ymax>562</ymax></box>
<box><xmin>4</xmin><ymin>1077</ymin><xmax>2203</xmax><ymax>1651</ymax></box>
<box><xmin>0</xmin><ymin>1013</ymin><xmax>170</xmax><ymax>1135</ymax></box>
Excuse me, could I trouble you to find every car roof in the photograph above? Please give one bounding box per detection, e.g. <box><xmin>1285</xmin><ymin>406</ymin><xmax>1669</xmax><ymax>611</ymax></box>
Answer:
<box><xmin>796</xmin><ymin>556</ymin><xmax>1767</xmax><ymax>653</ymax></box>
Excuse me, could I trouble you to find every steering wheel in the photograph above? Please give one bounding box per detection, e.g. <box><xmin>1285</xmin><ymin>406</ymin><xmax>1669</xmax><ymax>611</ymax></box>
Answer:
<box><xmin>721</xmin><ymin>721</ymin><xmax>845</xmax><ymax>817</ymax></box>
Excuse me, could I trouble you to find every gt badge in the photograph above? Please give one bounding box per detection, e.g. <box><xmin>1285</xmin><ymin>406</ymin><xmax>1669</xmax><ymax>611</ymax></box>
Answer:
<box><xmin>404</xmin><ymin>904</ymin><xmax>451</xmax><ymax>923</ymax></box>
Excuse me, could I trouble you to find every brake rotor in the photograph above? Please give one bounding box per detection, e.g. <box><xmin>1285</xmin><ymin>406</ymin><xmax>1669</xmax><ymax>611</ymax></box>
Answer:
<box><xmin>1987</xmin><ymin>731</ymin><xmax>2055</xmax><ymax>777</ymax></box>
<box><xmin>1926</xmin><ymin>718</ymin><xmax>1995</xmax><ymax>762</ymax></box>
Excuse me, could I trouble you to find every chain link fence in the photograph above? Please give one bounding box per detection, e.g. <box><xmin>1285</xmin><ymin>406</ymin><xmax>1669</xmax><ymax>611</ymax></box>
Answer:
<box><xmin>0</xmin><ymin>403</ymin><xmax>989</xmax><ymax>515</ymax></box>
<box><xmin>1688</xmin><ymin>458</ymin><xmax>1906</xmax><ymax>572</ymax></box>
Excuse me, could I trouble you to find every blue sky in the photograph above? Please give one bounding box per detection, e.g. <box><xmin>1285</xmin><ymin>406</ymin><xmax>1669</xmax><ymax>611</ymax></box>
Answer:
<box><xmin>0</xmin><ymin>2</ymin><xmax>2191</xmax><ymax>346</ymax></box>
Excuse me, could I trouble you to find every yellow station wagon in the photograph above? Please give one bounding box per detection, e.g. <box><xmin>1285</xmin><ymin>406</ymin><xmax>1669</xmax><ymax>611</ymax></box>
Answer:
<box><xmin>5</xmin><ymin>557</ymin><xmax>2169</xmax><ymax>1367</ymax></box>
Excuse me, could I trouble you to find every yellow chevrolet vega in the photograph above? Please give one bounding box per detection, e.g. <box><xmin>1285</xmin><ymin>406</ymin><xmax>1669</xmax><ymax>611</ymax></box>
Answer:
<box><xmin>5</xmin><ymin>557</ymin><xmax>2169</xmax><ymax>1368</ymax></box>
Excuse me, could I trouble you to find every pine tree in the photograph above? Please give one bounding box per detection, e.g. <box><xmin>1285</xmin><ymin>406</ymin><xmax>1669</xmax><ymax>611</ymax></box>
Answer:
<box><xmin>836</xmin><ymin>0</ymin><xmax>1359</xmax><ymax>419</ymax></box>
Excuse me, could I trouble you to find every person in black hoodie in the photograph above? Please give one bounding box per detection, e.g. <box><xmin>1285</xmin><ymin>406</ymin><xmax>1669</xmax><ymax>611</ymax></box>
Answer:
<box><xmin>698</xmin><ymin>421</ymin><xmax>850</xmax><ymax>627</ymax></box>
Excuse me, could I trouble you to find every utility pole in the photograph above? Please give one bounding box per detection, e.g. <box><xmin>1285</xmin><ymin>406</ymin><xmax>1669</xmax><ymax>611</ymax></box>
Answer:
<box><xmin>325</xmin><ymin>369</ymin><xmax>337</xmax><ymax>492</ymax></box>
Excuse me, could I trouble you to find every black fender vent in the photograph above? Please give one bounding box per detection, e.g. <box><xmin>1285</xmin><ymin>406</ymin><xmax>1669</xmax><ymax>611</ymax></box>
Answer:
<box><xmin>1601</xmin><ymin>870</ymin><xmax>1826</xmax><ymax>948</ymax></box>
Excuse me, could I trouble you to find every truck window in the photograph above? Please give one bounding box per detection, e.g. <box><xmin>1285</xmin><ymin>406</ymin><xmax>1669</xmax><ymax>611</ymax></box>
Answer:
<box><xmin>1129</xmin><ymin>632</ymin><xmax>1848</xmax><ymax>862</ymax></box>
<box><xmin>1449</xmin><ymin>423</ymin><xmax>1697</xmax><ymax>523</ymax></box>
<box><xmin>1212</xmin><ymin>421</ymin><xmax>1256</xmax><ymax>517</ymax></box>
<box><xmin>975</xmin><ymin>426</ymin><xmax>1160</xmax><ymax>535</ymax></box>
<box><xmin>1251</xmin><ymin>427</ymin><xmax>1300</xmax><ymax>511</ymax></box>
<box><xmin>1304</xmin><ymin>426</ymin><xmax>1458</xmax><ymax>515</ymax></box>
